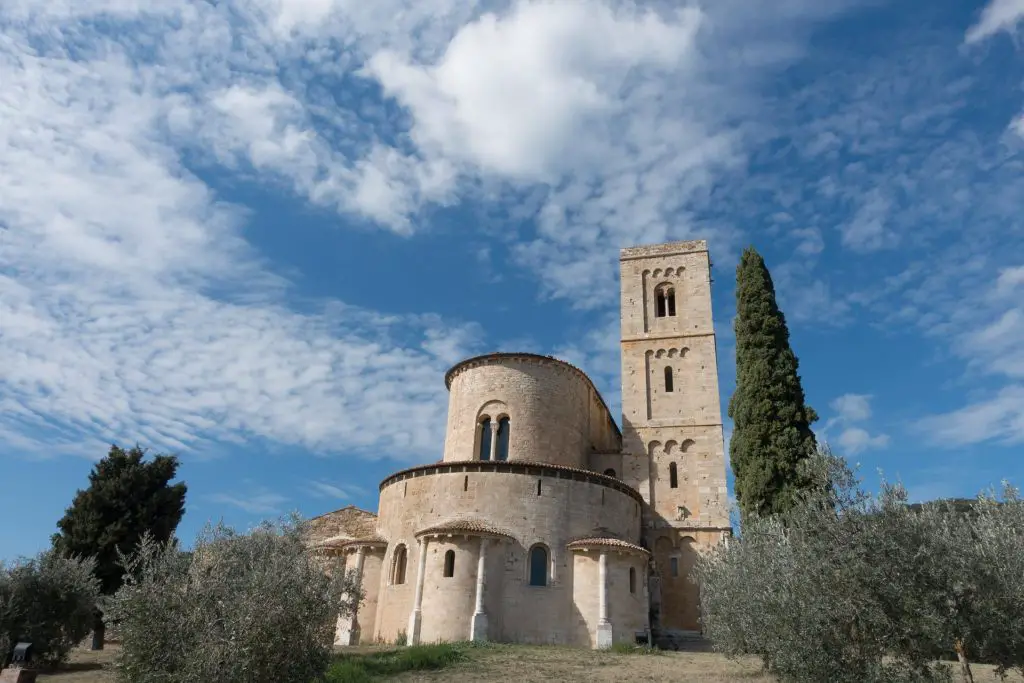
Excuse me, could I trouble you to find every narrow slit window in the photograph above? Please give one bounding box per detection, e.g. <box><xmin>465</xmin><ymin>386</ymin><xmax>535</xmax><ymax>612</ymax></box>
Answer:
<box><xmin>478</xmin><ymin>418</ymin><xmax>492</xmax><ymax>461</ymax></box>
<box><xmin>669</xmin><ymin>462</ymin><xmax>678</xmax><ymax>489</ymax></box>
<box><xmin>670</xmin><ymin>556</ymin><xmax>679</xmax><ymax>578</ymax></box>
<box><xmin>443</xmin><ymin>550</ymin><xmax>455</xmax><ymax>578</ymax></box>
<box><xmin>664</xmin><ymin>366</ymin><xmax>674</xmax><ymax>393</ymax></box>
<box><xmin>656</xmin><ymin>290</ymin><xmax>667</xmax><ymax>317</ymax></box>
<box><xmin>629</xmin><ymin>567</ymin><xmax>636</xmax><ymax>594</ymax></box>
<box><xmin>463</xmin><ymin>475</ymin><xmax>468</xmax><ymax>491</ymax></box>
<box><xmin>536</xmin><ymin>479</ymin><xmax>542</xmax><ymax>496</ymax></box>
<box><xmin>393</xmin><ymin>545</ymin><xmax>408</xmax><ymax>585</ymax></box>
<box><xmin>496</xmin><ymin>417</ymin><xmax>510</xmax><ymax>461</ymax></box>
<box><xmin>667</xmin><ymin>288</ymin><xmax>676</xmax><ymax>316</ymax></box>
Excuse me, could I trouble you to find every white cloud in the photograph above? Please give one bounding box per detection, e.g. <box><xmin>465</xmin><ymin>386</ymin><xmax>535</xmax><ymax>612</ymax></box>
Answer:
<box><xmin>0</xmin><ymin>6</ymin><xmax>487</xmax><ymax>460</ymax></box>
<box><xmin>837</xmin><ymin>426</ymin><xmax>890</xmax><ymax>454</ymax></box>
<box><xmin>820</xmin><ymin>393</ymin><xmax>888</xmax><ymax>455</ymax></box>
<box><xmin>306</xmin><ymin>480</ymin><xmax>365</xmax><ymax>500</ymax></box>
<box><xmin>830</xmin><ymin>393</ymin><xmax>873</xmax><ymax>422</ymax></box>
<box><xmin>840</xmin><ymin>188</ymin><xmax>898</xmax><ymax>253</ymax></box>
<box><xmin>365</xmin><ymin>2</ymin><xmax>703</xmax><ymax>180</ymax></box>
<box><xmin>208</xmin><ymin>489</ymin><xmax>290</xmax><ymax>515</ymax></box>
<box><xmin>965</xmin><ymin>0</ymin><xmax>1024</xmax><ymax>44</ymax></box>
<box><xmin>916</xmin><ymin>386</ymin><xmax>1024</xmax><ymax>447</ymax></box>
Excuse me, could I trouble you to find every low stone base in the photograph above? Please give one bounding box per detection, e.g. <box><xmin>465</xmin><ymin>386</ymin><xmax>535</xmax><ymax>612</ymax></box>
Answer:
<box><xmin>0</xmin><ymin>668</ymin><xmax>38</xmax><ymax>683</ymax></box>
<box><xmin>596</xmin><ymin>621</ymin><xmax>614</xmax><ymax>649</ymax></box>
<box><xmin>470</xmin><ymin>612</ymin><xmax>488</xmax><ymax>642</ymax></box>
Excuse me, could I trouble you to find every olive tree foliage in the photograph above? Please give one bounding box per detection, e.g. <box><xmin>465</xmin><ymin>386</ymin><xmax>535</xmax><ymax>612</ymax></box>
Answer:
<box><xmin>106</xmin><ymin>516</ymin><xmax>364</xmax><ymax>683</ymax></box>
<box><xmin>696</xmin><ymin>446</ymin><xmax>1024</xmax><ymax>683</ymax></box>
<box><xmin>0</xmin><ymin>550</ymin><xmax>100</xmax><ymax>668</ymax></box>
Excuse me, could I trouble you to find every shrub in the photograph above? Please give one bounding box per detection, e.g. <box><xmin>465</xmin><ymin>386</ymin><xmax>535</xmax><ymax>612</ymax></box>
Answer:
<box><xmin>106</xmin><ymin>515</ymin><xmax>363</xmax><ymax>683</ymax></box>
<box><xmin>0</xmin><ymin>550</ymin><xmax>99</xmax><ymax>668</ymax></box>
<box><xmin>697</xmin><ymin>448</ymin><xmax>1024</xmax><ymax>683</ymax></box>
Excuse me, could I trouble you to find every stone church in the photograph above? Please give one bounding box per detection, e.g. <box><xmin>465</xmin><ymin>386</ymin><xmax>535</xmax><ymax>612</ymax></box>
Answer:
<box><xmin>308</xmin><ymin>239</ymin><xmax>732</xmax><ymax>649</ymax></box>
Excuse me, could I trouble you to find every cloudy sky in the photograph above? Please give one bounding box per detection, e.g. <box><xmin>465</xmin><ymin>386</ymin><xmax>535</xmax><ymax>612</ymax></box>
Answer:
<box><xmin>1</xmin><ymin>0</ymin><xmax>1022</xmax><ymax>560</ymax></box>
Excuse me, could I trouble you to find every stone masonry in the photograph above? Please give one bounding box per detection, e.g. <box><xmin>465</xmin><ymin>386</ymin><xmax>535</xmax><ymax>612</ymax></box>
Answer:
<box><xmin>309</xmin><ymin>239</ymin><xmax>732</xmax><ymax>649</ymax></box>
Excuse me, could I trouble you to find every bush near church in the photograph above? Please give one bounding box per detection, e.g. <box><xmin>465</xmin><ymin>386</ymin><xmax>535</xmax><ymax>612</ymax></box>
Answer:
<box><xmin>696</xmin><ymin>447</ymin><xmax>1024</xmax><ymax>683</ymax></box>
<box><xmin>106</xmin><ymin>515</ymin><xmax>363</xmax><ymax>683</ymax></box>
<box><xmin>0</xmin><ymin>550</ymin><xmax>100</xmax><ymax>669</ymax></box>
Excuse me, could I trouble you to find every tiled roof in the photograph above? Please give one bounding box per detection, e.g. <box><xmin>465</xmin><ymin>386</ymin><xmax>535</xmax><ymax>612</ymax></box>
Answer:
<box><xmin>306</xmin><ymin>505</ymin><xmax>380</xmax><ymax>546</ymax></box>
<box><xmin>316</xmin><ymin>534</ymin><xmax>387</xmax><ymax>549</ymax></box>
<box><xmin>567</xmin><ymin>537</ymin><xmax>650</xmax><ymax>555</ymax></box>
<box><xmin>415</xmin><ymin>519</ymin><xmax>514</xmax><ymax>539</ymax></box>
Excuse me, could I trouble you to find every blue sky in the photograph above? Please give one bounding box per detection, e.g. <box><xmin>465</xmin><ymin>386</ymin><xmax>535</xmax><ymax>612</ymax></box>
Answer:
<box><xmin>1</xmin><ymin>0</ymin><xmax>1022</xmax><ymax>561</ymax></box>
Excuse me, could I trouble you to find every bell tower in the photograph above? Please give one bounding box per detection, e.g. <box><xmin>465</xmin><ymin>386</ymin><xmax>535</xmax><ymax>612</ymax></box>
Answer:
<box><xmin>619</xmin><ymin>240</ymin><xmax>729</xmax><ymax>528</ymax></box>
<box><xmin>618</xmin><ymin>239</ymin><xmax>731</xmax><ymax>635</ymax></box>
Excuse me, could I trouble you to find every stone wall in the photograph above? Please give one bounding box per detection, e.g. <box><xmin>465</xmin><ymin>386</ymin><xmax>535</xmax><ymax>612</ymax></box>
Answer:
<box><xmin>372</xmin><ymin>464</ymin><xmax>643</xmax><ymax>645</ymax></box>
<box><xmin>442</xmin><ymin>354</ymin><xmax>619</xmax><ymax>468</ymax></box>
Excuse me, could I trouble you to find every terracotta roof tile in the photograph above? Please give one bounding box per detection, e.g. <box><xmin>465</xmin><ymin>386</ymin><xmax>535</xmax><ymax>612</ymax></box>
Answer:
<box><xmin>416</xmin><ymin>519</ymin><xmax>514</xmax><ymax>539</ymax></box>
<box><xmin>567</xmin><ymin>537</ymin><xmax>650</xmax><ymax>555</ymax></box>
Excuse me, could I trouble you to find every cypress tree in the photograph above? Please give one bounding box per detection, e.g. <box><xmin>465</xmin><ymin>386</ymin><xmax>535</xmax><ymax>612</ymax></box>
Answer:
<box><xmin>728</xmin><ymin>246</ymin><xmax>818</xmax><ymax>520</ymax></box>
<box><xmin>52</xmin><ymin>444</ymin><xmax>187</xmax><ymax>649</ymax></box>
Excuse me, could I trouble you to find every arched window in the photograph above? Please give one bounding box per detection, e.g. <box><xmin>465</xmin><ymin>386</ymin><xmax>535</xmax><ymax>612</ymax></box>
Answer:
<box><xmin>528</xmin><ymin>545</ymin><xmax>549</xmax><ymax>586</ymax></box>
<box><xmin>478</xmin><ymin>418</ymin><xmax>492</xmax><ymax>460</ymax></box>
<box><xmin>496</xmin><ymin>417</ymin><xmax>510</xmax><ymax>461</ymax></box>
<box><xmin>392</xmin><ymin>545</ymin><xmax>408</xmax><ymax>585</ymax></box>
<box><xmin>604</xmin><ymin>468</ymin><xmax>617</xmax><ymax>478</ymax></box>
<box><xmin>669</xmin><ymin>462</ymin><xmax>678</xmax><ymax>489</ymax></box>
<box><xmin>664</xmin><ymin>366</ymin><xmax>674</xmax><ymax>392</ymax></box>
<box><xmin>655</xmin><ymin>285</ymin><xmax>676</xmax><ymax>318</ymax></box>
<box><xmin>443</xmin><ymin>550</ymin><xmax>455</xmax><ymax>578</ymax></box>
<box><xmin>629</xmin><ymin>566</ymin><xmax>636</xmax><ymax>594</ymax></box>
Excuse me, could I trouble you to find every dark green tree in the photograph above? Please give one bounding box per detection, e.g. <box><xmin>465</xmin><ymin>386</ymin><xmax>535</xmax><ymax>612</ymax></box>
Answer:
<box><xmin>728</xmin><ymin>246</ymin><xmax>819</xmax><ymax>520</ymax></box>
<box><xmin>51</xmin><ymin>444</ymin><xmax>187</xmax><ymax>649</ymax></box>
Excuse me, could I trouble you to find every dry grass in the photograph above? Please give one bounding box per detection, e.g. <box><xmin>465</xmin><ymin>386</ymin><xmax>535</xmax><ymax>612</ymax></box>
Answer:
<box><xmin>30</xmin><ymin>642</ymin><xmax>1024</xmax><ymax>682</ymax></box>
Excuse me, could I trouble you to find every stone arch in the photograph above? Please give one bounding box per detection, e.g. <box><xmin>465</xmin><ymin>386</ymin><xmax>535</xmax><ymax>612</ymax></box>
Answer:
<box><xmin>664</xmin><ymin>440</ymin><xmax>679</xmax><ymax>454</ymax></box>
<box><xmin>680</xmin><ymin>439</ymin><xmax>696</xmax><ymax>452</ymax></box>
<box><xmin>647</xmin><ymin>440</ymin><xmax>662</xmax><ymax>457</ymax></box>
<box><xmin>604</xmin><ymin>468</ymin><xmax>617</xmax><ymax>478</ymax></box>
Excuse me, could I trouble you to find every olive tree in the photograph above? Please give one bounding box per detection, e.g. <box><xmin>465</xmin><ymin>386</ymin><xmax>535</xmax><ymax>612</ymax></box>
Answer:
<box><xmin>0</xmin><ymin>551</ymin><xmax>100</xmax><ymax>668</ymax></box>
<box><xmin>106</xmin><ymin>516</ymin><xmax>363</xmax><ymax>683</ymax></box>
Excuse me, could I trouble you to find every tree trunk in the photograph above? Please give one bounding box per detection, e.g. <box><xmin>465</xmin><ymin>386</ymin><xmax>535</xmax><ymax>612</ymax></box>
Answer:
<box><xmin>90</xmin><ymin>610</ymin><xmax>105</xmax><ymax>651</ymax></box>
<box><xmin>954</xmin><ymin>638</ymin><xmax>974</xmax><ymax>683</ymax></box>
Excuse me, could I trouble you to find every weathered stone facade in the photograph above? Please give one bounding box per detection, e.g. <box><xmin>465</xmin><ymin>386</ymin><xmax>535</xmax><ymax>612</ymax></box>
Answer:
<box><xmin>310</xmin><ymin>239</ymin><xmax>731</xmax><ymax>648</ymax></box>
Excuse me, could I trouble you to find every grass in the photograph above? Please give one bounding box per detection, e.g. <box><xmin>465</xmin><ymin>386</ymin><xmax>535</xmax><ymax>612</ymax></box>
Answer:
<box><xmin>322</xmin><ymin>642</ymin><xmax>467</xmax><ymax>682</ymax></box>
<box><xmin>34</xmin><ymin>641</ymin><xmax>1024</xmax><ymax>683</ymax></box>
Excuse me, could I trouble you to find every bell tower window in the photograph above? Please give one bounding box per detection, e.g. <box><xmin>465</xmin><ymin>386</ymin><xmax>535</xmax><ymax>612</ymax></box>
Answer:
<box><xmin>664</xmin><ymin>366</ymin><xmax>674</xmax><ymax>393</ymax></box>
<box><xmin>655</xmin><ymin>284</ymin><xmax>676</xmax><ymax>318</ymax></box>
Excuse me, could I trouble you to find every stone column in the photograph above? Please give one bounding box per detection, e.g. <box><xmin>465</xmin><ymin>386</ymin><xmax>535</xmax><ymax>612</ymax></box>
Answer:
<box><xmin>407</xmin><ymin>538</ymin><xmax>429</xmax><ymax>645</ymax></box>
<box><xmin>596</xmin><ymin>550</ymin><xmax>613</xmax><ymax>648</ymax></box>
<box><xmin>470</xmin><ymin>537</ymin><xmax>489</xmax><ymax>641</ymax></box>
<box><xmin>348</xmin><ymin>546</ymin><xmax>366</xmax><ymax>645</ymax></box>
<box><xmin>488</xmin><ymin>420</ymin><xmax>499</xmax><ymax>461</ymax></box>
